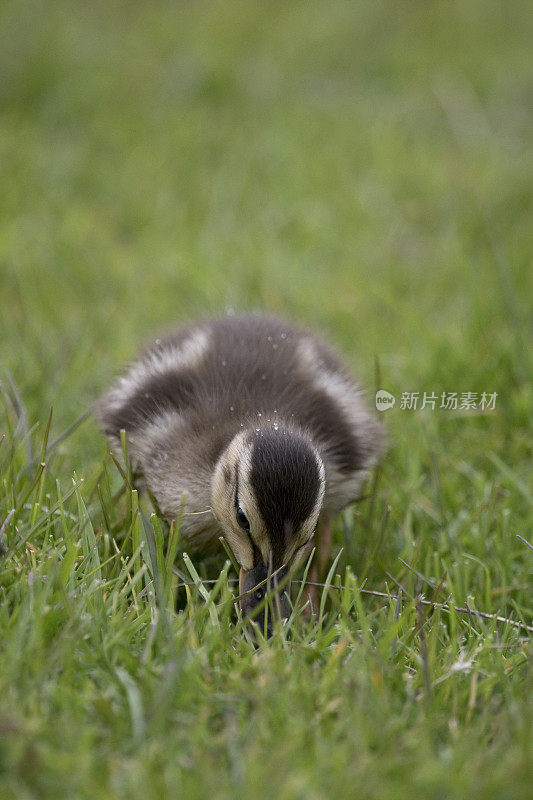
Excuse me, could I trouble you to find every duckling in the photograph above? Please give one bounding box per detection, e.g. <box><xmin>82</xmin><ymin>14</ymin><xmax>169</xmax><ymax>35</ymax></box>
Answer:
<box><xmin>95</xmin><ymin>315</ymin><xmax>383</xmax><ymax>630</ymax></box>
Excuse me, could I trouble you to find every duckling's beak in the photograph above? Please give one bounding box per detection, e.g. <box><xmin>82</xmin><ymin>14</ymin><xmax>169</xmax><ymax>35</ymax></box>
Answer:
<box><xmin>239</xmin><ymin>562</ymin><xmax>290</xmax><ymax>635</ymax></box>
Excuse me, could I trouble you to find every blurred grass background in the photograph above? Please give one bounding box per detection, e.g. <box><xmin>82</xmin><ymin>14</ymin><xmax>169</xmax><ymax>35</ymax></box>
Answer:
<box><xmin>1</xmin><ymin>1</ymin><xmax>532</xmax><ymax>798</ymax></box>
<box><xmin>2</xmin><ymin>0</ymin><xmax>531</xmax><ymax>437</ymax></box>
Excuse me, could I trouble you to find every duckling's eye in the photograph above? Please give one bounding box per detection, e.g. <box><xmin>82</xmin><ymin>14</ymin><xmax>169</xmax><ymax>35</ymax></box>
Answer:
<box><xmin>236</xmin><ymin>507</ymin><xmax>250</xmax><ymax>531</ymax></box>
<box><xmin>255</xmin><ymin>588</ymin><xmax>264</xmax><ymax>601</ymax></box>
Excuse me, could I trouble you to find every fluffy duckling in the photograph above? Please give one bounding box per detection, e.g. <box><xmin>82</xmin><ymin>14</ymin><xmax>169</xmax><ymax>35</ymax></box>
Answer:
<box><xmin>95</xmin><ymin>315</ymin><xmax>383</xmax><ymax>629</ymax></box>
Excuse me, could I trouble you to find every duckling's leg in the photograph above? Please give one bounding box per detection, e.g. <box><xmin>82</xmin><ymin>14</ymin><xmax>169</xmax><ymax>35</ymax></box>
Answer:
<box><xmin>305</xmin><ymin>516</ymin><xmax>333</xmax><ymax>611</ymax></box>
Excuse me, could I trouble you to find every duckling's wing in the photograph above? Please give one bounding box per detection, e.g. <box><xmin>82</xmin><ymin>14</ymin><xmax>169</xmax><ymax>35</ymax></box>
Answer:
<box><xmin>95</xmin><ymin>324</ymin><xmax>212</xmax><ymax>438</ymax></box>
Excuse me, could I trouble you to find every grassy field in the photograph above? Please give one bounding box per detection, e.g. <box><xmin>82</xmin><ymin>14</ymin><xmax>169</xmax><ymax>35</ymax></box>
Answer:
<box><xmin>1</xmin><ymin>1</ymin><xmax>532</xmax><ymax>797</ymax></box>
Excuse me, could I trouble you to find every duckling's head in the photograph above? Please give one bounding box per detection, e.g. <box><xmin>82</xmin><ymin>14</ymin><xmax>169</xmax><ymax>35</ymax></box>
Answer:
<box><xmin>212</xmin><ymin>426</ymin><xmax>325</xmax><ymax>632</ymax></box>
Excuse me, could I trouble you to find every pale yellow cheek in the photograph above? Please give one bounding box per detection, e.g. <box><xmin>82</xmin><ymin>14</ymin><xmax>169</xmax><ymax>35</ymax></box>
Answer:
<box><xmin>224</xmin><ymin>530</ymin><xmax>254</xmax><ymax>571</ymax></box>
<box><xmin>291</xmin><ymin>540</ymin><xmax>316</xmax><ymax>570</ymax></box>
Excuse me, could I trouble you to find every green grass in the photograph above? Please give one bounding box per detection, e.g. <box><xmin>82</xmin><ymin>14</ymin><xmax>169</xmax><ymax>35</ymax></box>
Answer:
<box><xmin>1</xmin><ymin>1</ymin><xmax>532</xmax><ymax>797</ymax></box>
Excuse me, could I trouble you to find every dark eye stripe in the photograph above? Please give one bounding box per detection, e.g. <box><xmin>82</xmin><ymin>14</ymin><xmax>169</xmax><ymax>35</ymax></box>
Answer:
<box><xmin>234</xmin><ymin>464</ymin><xmax>240</xmax><ymax>511</ymax></box>
<box><xmin>293</xmin><ymin>539</ymin><xmax>312</xmax><ymax>559</ymax></box>
<box><xmin>236</xmin><ymin>507</ymin><xmax>250</xmax><ymax>531</ymax></box>
<box><xmin>234</xmin><ymin>463</ymin><xmax>250</xmax><ymax>530</ymax></box>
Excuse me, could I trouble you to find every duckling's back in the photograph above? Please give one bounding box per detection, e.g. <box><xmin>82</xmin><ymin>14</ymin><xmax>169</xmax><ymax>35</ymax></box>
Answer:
<box><xmin>95</xmin><ymin>315</ymin><xmax>382</xmax><ymax>533</ymax></box>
